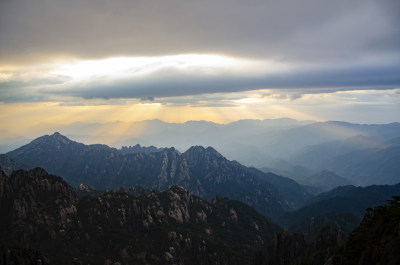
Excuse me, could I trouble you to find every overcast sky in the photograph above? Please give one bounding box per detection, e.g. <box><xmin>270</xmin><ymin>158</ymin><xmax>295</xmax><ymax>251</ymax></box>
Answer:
<box><xmin>1</xmin><ymin>0</ymin><xmax>399</xmax><ymax>138</ymax></box>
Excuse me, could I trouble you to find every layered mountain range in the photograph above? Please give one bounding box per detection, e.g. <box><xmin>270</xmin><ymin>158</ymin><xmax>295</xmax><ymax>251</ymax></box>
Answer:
<box><xmin>5</xmin><ymin>132</ymin><xmax>311</xmax><ymax>220</ymax></box>
<box><xmin>1</xmin><ymin>127</ymin><xmax>400</xmax><ymax>264</ymax></box>
<box><xmin>3</xmin><ymin>119</ymin><xmax>399</xmax><ymax>187</ymax></box>
<box><xmin>279</xmin><ymin>183</ymin><xmax>400</xmax><ymax>240</ymax></box>
<box><xmin>3</xmin><ymin>131</ymin><xmax>400</xmax><ymax>226</ymax></box>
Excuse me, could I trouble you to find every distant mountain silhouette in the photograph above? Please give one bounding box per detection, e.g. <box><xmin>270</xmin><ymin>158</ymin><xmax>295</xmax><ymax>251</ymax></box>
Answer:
<box><xmin>330</xmin><ymin>146</ymin><xmax>400</xmax><ymax>185</ymax></box>
<box><xmin>4</xmin><ymin>119</ymin><xmax>398</xmax><ymax>176</ymax></box>
<box><xmin>119</xmin><ymin>144</ymin><xmax>163</xmax><ymax>155</ymax></box>
<box><xmin>261</xmin><ymin>166</ymin><xmax>351</xmax><ymax>193</ymax></box>
<box><xmin>289</xmin><ymin>135</ymin><xmax>400</xmax><ymax>185</ymax></box>
<box><xmin>289</xmin><ymin>135</ymin><xmax>387</xmax><ymax>169</ymax></box>
<box><xmin>7</xmin><ymin>133</ymin><xmax>311</xmax><ymax>220</ymax></box>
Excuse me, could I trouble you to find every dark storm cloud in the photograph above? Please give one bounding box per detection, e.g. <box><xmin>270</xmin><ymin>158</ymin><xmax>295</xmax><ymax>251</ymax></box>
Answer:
<box><xmin>1</xmin><ymin>0</ymin><xmax>399</xmax><ymax>63</ymax></box>
<box><xmin>40</xmin><ymin>61</ymin><xmax>400</xmax><ymax>100</ymax></box>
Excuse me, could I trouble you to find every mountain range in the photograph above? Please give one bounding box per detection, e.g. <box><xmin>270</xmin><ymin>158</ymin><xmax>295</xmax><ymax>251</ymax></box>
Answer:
<box><xmin>5</xmin><ymin>132</ymin><xmax>311</xmax><ymax>220</ymax></box>
<box><xmin>289</xmin><ymin>135</ymin><xmax>400</xmax><ymax>186</ymax></box>
<box><xmin>1</xmin><ymin>125</ymin><xmax>400</xmax><ymax>264</ymax></box>
<box><xmin>3</xmin><ymin>119</ymin><xmax>399</xmax><ymax>187</ymax></box>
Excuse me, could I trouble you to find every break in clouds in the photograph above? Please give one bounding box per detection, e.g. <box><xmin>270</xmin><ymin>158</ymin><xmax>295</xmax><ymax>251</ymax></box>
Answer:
<box><xmin>1</xmin><ymin>57</ymin><xmax>400</xmax><ymax>103</ymax></box>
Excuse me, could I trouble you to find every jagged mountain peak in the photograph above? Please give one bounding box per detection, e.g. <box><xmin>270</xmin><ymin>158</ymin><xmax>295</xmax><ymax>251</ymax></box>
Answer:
<box><xmin>169</xmin><ymin>185</ymin><xmax>188</xmax><ymax>194</ymax></box>
<box><xmin>39</xmin><ymin>132</ymin><xmax>74</xmax><ymax>144</ymax></box>
<box><xmin>17</xmin><ymin>166</ymin><xmax>48</xmax><ymax>177</ymax></box>
<box><xmin>50</xmin><ymin>131</ymin><xmax>63</xmax><ymax>137</ymax></box>
<box><xmin>184</xmin><ymin>145</ymin><xmax>222</xmax><ymax>158</ymax></box>
<box><xmin>10</xmin><ymin>167</ymin><xmax>76</xmax><ymax>196</ymax></box>
<box><xmin>186</xmin><ymin>145</ymin><xmax>206</xmax><ymax>152</ymax></box>
<box><xmin>12</xmin><ymin>132</ymin><xmax>81</xmax><ymax>153</ymax></box>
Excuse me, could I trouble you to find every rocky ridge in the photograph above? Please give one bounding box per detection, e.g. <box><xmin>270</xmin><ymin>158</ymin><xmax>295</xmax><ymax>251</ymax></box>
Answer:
<box><xmin>6</xmin><ymin>133</ymin><xmax>312</xmax><ymax>220</ymax></box>
<box><xmin>0</xmin><ymin>167</ymin><xmax>282</xmax><ymax>265</ymax></box>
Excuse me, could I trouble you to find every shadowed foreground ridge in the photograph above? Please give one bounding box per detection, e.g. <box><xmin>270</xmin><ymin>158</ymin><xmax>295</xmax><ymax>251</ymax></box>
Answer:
<box><xmin>330</xmin><ymin>196</ymin><xmax>400</xmax><ymax>265</ymax></box>
<box><xmin>254</xmin><ymin>196</ymin><xmax>400</xmax><ymax>265</ymax></box>
<box><xmin>0</xmin><ymin>167</ymin><xmax>281</xmax><ymax>265</ymax></box>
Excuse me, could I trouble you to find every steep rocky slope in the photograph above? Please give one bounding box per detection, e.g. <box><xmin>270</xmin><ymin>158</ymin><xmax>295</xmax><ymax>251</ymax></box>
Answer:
<box><xmin>0</xmin><ymin>168</ymin><xmax>282</xmax><ymax>265</ymax></box>
<box><xmin>330</xmin><ymin>197</ymin><xmax>400</xmax><ymax>265</ymax></box>
<box><xmin>0</xmin><ymin>154</ymin><xmax>29</xmax><ymax>176</ymax></box>
<box><xmin>253</xmin><ymin>197</ymin><xmax>400</xmax><ymax>265</ymax></box>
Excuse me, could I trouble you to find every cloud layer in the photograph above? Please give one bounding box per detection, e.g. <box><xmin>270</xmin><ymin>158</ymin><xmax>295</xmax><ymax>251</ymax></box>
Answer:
<box><xmin>1</xmin><ymin>55</ymin><xmax>399</xmax><ymax>103</ymax></box>
<box><xmin>1</xmin><ymin>0</ymin><xmax>399</xmax><ymax>64</ymax></box>
<box><xmin>1</xmin><ymin>0</ymin><xmax>399</xmax><ymax>125</ymax></box>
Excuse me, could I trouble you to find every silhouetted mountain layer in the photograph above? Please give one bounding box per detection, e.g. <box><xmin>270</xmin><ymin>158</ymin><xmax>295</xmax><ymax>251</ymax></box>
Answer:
<box><xmin>6</xmin><ymin>133</ymin><xmax>311</xmax><ymax>220</ymax></box>
<box><xmin>3</xmin><ymin>119</ymin><xmax>399</xmax><ymax>185</ymax></box>
<box><xmin>119</xmin><ymin>144</ymin><xmax>163</xmax><ymax>155</ymax></box>
<box><xmin>262</xmin><ymin>166</ymin><xmax>351</xmax><ymax>193</ymax></box>
<box><xmin>330</xmin><ymin>197</ymin><xmax>400</xmax><ymax>265</ymax></box>
<box><xmin>278</xmin><ymin>183</ymin><xmax>400</xmax><ymax>240</ymax></box>
<box><xmin>331</xmin><ymin>146</ymin><xmax>400</xmax><ymax>185</ymax></box>
<box><xmin>290</xmin><ymin>135</ymin><xmax>387</xmax><ymax>169</ymax></box>
<box><xmin>255</xmin><ymin>197</ymin><xmax>400</xmax><ymax>265</ymax></box>
<box><xmin>289</xmin><ymin>135</ymin><xmax>400</xmax><ymax>186</ymax></box>
<box><xmin>0</xmin><ymin>168</ymin><xmax>282</xmax><ymax>265</ymax></box>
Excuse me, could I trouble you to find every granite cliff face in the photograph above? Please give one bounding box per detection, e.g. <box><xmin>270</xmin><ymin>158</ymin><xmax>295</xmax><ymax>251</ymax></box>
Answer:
<box><xmin>0</xmin><ymin>167</ymin><xmax>78</xmax><ymax>254</ymax></box>
<box><xmin>7</xmin><ymin>133</ymin><xmax>311</xmax><ymax>220</ymax></box>
<box><xmin>0</xmin><ymin>168</ymin><xmax>282</xmax><ymax>265</ymax></box>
